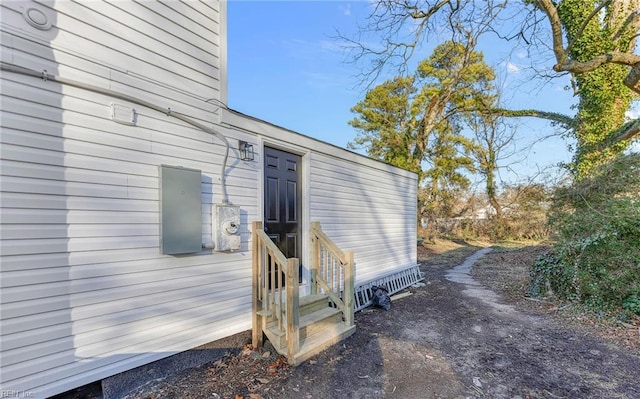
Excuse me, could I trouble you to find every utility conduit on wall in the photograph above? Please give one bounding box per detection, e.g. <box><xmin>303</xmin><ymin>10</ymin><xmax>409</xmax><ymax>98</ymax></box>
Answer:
<box><xmin>0</xmin><ymin>61</ymin><xmax>231</xmax><ymax>204</ymax></box>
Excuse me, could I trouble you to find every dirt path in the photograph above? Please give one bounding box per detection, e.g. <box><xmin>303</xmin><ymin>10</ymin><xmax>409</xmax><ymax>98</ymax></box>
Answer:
<box><xmin>126</xmin><ymin>247</ymin><xmax>640</xmax><ymax>399</ymax></box>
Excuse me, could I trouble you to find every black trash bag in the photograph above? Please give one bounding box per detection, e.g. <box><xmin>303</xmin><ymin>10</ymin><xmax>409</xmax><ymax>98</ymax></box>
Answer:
<box><xmin>371</xmin><ymin>285</ymin><xmax>391</xmax><ymax>311</ymax></box>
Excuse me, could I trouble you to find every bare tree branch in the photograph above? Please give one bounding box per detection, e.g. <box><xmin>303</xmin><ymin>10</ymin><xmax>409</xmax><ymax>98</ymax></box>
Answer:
<box><xmin>532</xmin><ymin>0</ymin><xmax>640</xmax><ymax>94</ymax></box>
<box><xmin>488</xmin><ymin>106</ymin><xmax>639</xmax><ymax>147</ymax></box>
<box><xmin>604</xmin><ymin>118</ymin><xmax>640</xmax><ymax>144</ymax></box>
<box><xmin>336</xmin><ymin>0</ymin><xmax>510</xmax><ymax>88</ymax></box>
<box><xmin>555</xmin><ymin>52</ymin><xmax>640</xmax><ymax>73</ymax></box>
<box><xmin>531</xmin><ymin>0</ymin><xmax>568</xmax><ymax>66</ymax></box>
<box><xmin>489</xmin><ymin>108</ymin><xmax>575</xmax><ymax>129</ymax></box>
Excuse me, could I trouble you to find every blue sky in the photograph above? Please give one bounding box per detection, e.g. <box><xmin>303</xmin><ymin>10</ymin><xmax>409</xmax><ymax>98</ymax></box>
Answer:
<box><xmin>225</xmin><ymin>1</ymin><xmax>617</xmax><ymax>184</ymax></box>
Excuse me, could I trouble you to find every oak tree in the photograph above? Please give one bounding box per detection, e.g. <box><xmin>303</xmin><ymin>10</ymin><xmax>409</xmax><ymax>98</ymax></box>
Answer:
<box><xmin>342</xmin><ymin>0</ymin><xmax>640</xmax><ymax>175</ymax></box>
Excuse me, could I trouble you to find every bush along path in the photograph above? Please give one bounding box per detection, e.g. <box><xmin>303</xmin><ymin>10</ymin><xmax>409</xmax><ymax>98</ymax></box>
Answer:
<box><xmin>125</xmin><ymin>246</ymin><xmax>640</xmax><ymax>399</ymax></box>
<box><xmin>411</xmin><ymin>247</ymin><xmax>640</xmax><ymax>398</ymax></box>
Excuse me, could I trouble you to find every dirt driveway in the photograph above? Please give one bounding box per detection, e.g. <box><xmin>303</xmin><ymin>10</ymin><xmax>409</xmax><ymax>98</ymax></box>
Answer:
<box><xmin>125</xmin><ymin>243</ymin><xmax>640</xmax><ymax>399</ymax></box>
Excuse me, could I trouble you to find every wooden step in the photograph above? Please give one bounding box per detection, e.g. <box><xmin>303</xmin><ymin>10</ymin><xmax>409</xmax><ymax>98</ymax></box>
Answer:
<box><xmin>298</xmin><ymin>294</ymin><xmax>330</xmax><ymax>316</ymax></box>
<box><xmin>299</xmin><ymin>307</ymin><xmax>342</xmax><ymax>340</ymax></box>
<box><xmin>291</xmin><ymin>322</ymin><xmax>356</xmax><ymax>366</ymax></box>
<box><xmin>265</xmin><ymin>306</ymin><xmax>342</xmax><ymax>351</ymax></box>
<box><xmin>259</xmin><ymin>293</ymin><xmax>355</xmax><ymax>366</ymax></box>
<box><xmin>264</xmin><ymin>321</ymin><xmax>287</xmax><ymax>350</ymax></box>
<box><xmin>274</xmin><ymin>294</ymin><xmax>330</xmax><ymax>317</ymax></box>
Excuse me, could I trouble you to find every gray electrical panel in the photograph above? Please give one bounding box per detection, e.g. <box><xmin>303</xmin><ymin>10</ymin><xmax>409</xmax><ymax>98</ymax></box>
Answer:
<box><xmin>159</xmin><ymin>165</ymin><xmax>202</xmax><ymax>254</ymax></box>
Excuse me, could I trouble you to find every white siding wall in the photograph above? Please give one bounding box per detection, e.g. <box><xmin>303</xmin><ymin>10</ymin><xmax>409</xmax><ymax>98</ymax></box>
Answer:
<box><xmin>0</xmin><ymin>1</ymin><xmax>251</xmax><ymax>398</ymax></box>
<box><xmin>222</xmin><ymin>110</ymin><xmax>418</xmax><ymax>286</ymax></box>
<box><xmin>1</xmin><ymin>1</ymin><xmax>416</xmax><ymax>397</ymax></box>
<box><xmin>309</xmin><ymin>153</ymin><xmax>417</xmax><ymax>284</ymax></box>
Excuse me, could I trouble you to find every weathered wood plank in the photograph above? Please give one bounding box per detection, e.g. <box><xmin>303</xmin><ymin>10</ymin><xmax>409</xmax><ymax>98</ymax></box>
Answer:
<box><xmin>344</xmin><ymin>251</ymin><xmax>355</xmax><ymax>326</ymax></box>
<box><xmin>252</xmin><ymin>221</ymin><xmax>262</xmax><ymax>348</ymax></box>
<box><xmin>311</xmin><ymin>223</ymin><xmax>347</xmax><ymax>264</ymax></box>
<box><xmin>255</xmin><ymin>230</ymin><xmax>287</xmax><ymax>266</ymax></box>
<box><xmin>286</xmin><ymin>258</ymin><xmax>300</xmax><ymax>359</ymax></box>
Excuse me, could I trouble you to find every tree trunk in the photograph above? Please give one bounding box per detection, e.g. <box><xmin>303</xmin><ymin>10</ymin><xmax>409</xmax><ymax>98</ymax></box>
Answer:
<box><xmin>486</xmin><ymin>168</ymin><xmax>502</xmax><ymax>219</ymax></box>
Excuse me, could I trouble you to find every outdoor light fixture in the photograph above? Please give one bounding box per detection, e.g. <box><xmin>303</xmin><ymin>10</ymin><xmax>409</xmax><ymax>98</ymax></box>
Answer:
<box><xmin>239</xmin><ymin>140</ymin><xmax>255</xmax><ymax>161</ymax></box>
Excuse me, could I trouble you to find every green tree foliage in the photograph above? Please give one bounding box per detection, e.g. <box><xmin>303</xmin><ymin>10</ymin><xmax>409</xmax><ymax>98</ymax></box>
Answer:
<box><xmin>349</xmin><ymin>41</ymin><xmax>494</xmax><ymax>220</ymax></box>
<box><xmin>420</xmin><ymin>123</ymin><xmax>476</xmax><ymax>221</ymax></box>
<box><xmin>341</xmin><ymin>0</ymin><xmax>640</xmax><ymax>171</ymax></box>
<box><xmin>343</xmin><ymin>0</ymin><xmax>639</xmax><ymax>315</ymax></box>
<box><xmin>526</xmin><ymin>1</ymin><xmax>640</xmax><ymax>316</ymax></box>
<box><xmin>530</xmin><ymin>153</ymin><xmax>640</xmax><ymax>315</ymax></box>
<box><xmin>349</xmin><ymin>77</ymin><xmax>421</xmax><ymax>175</ymax></box>
<box><xmin>344</xmin><ymin>1</ymin><xmax>639</xmax><ymax>314</ymax></box>
<box><xmin>555</xmin><ymin>0</ymin><xmax>639</xmax><ymax>176</ymax></box>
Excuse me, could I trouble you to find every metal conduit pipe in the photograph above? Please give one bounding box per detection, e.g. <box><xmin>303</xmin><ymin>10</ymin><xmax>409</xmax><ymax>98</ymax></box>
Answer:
<box><xmin>1</xmin><ymin>61</ymin><xmax>231</xmax><ymax>204</ymax></box>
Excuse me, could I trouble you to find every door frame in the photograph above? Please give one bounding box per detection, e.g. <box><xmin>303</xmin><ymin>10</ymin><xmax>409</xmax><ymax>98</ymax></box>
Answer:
<box><xmin>258</xmin><ymin>137</ymin><xmax>311</xmax><ymax>294</ymax></box>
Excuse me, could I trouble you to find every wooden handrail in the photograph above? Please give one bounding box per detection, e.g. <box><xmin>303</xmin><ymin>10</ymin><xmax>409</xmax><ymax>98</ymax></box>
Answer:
<box><xmin>310</xmin><ymin>221</ymin><xmax>355</xmax><ymax>327</ymax></box>
<box><xmin>255</xmin><ymin>229</ymin><xmax>288</xmax><ymax>266</ymax></box>
<box><xmin>252</xmin><ymin>221</ymin><xmax>299</xmax><ymax>357</ymax></box>
<box><xmin>253</xmin><ymin>220</ymin><xmax>354</xmax><ymax>362</ymax></box>
<box><xmin>311</xmin><ymin>224</ymin><xmax>348</xmax><ymax>263</ymax></box>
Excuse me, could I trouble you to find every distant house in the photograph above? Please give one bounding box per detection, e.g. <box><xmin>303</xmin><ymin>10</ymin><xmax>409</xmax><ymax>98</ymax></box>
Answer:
<box><xmin>0</xmin><ymin>1</ymin><xmax>418</xmax><ymax>398</ymax></box>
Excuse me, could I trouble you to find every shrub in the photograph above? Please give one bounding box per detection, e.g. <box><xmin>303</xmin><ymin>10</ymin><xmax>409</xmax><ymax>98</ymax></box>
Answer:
<box><xmin>623</xmin><ymin>295</ymin><xmax>640</xmax><ymax>315</ymax></box>
<box><xmin>529</xmin><ymin>153</ymin><xmax>640</xmax><ymax>314</ymax></box>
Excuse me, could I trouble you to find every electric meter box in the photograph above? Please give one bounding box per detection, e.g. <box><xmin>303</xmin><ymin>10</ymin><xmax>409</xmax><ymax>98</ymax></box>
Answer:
<box><xmin>213</xmin><ymin>204</ymin><xmax>241</xmax><ymax>251</ymax></box>
<box><xmin>159</xmin><ymin>165</ymin><xmax>202</xmax><ymax>254</ymax></box>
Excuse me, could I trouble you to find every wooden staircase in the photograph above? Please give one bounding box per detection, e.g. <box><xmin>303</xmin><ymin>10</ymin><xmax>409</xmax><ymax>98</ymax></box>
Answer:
<box><xmin>252</xmin><ymin>221</ymin><xmax>356</xmax><ymax>365</ymax></box>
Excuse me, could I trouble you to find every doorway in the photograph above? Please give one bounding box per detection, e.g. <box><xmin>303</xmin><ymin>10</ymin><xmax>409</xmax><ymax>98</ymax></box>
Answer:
<box><xmin>264</xmin><ymin>146</ymin><xmax>302</xmax><ymax>281</ymax></box>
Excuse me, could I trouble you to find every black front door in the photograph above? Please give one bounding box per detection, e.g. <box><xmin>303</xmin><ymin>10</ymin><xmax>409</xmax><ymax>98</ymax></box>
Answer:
<box><xmin>264</xmin><ymin>147</ymin><xmax>302</xmax><ymax>264</ymax></box>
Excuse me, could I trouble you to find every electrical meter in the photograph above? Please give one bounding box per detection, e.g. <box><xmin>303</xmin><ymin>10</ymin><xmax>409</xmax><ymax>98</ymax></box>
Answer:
<box><xmin>213</xmin><ymin>204</ymin><xmax>241</xmax><ymax>251</ymax></box>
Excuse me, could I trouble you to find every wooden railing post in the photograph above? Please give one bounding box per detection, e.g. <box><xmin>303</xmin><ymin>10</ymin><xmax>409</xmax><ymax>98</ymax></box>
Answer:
<box><xmin>310</xmin><ymin>221</ymin><xmax>356</xmax><ymax>327</ymax></box>
<box><xmin>286</xmin><ymin>258</ymin><xmax>300</xmax><ymax>359</ymax></box>
<box><xmin>251</xmin><ymin>223</ymin><xmax>304</xmax><ymax>362</ymax></box>
<box><xmin>252</xmin><ymin>221</ymin><xmax>263</xmax><ymax>348</ymax></box>
<box><xmin>310</xmin><ymin>222</ymin><xmax>320</xmax><ymax>295</ymax></box>
<box><xmin>344</xmin><ymin>251</ymin><xmax>355</xmax><ymax>327</ymax></box>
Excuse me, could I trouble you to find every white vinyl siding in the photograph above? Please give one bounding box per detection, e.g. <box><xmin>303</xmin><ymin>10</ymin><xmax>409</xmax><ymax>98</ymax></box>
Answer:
<box><xmin>1</xmin><ymin>72</ymin><xmax>258</xmax><ymax>396</ymax></box>
<box><xmin>1</xmin><ymin>0</ymin><xmax>222</xmax><ymax>123</ymax></box>
<box><xmin>309</xmin><ymin>153</ymin><xmax>417</xmax><ymax>284</ymax></box>
<box><xmin>0</xmin><ymin>1</ymin><xmax>246</xmax><ymax>397</ymax></box>
<box><xmin>1</xmin><ymin>1</ymin><xmax>416</xmax><ymax>398</ymax></box>
<box><xmin>222</xmin><ymin>110</ymin><xmax>419</xmax><ymax>286</ymax></box>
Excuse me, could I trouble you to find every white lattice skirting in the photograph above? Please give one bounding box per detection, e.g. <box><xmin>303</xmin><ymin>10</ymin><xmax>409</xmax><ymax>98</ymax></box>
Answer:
<box><xmin>354</xmin><ymin>265</ymin><xmax>424</xmax><ymax>311</ymax></box>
